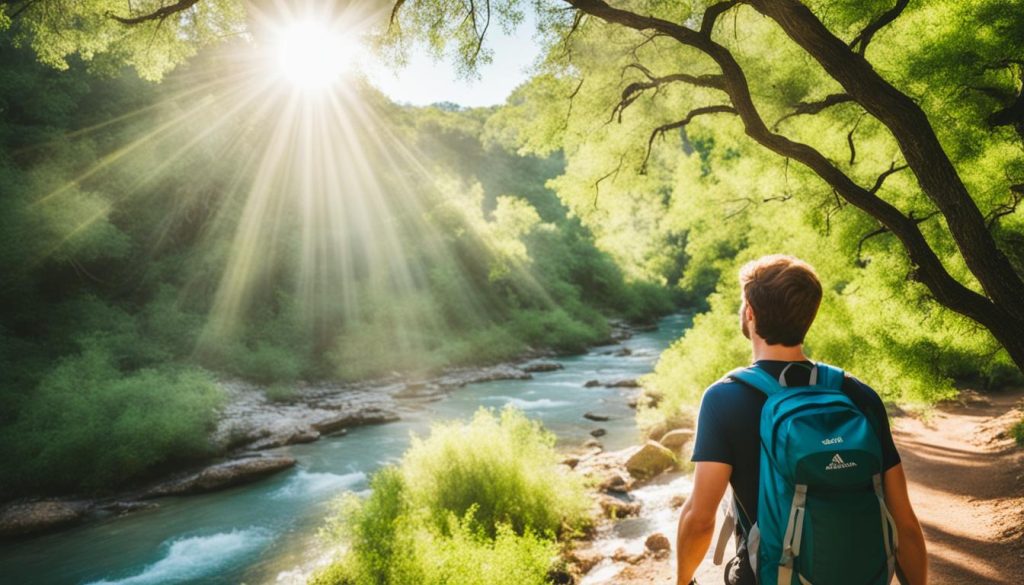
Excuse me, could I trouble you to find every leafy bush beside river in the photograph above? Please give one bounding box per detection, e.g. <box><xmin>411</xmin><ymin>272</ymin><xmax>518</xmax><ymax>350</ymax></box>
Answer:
<box><xmin>310</xmin><ymin>408</ymin><xmax>589</xmax><ymax>585</ymax></box>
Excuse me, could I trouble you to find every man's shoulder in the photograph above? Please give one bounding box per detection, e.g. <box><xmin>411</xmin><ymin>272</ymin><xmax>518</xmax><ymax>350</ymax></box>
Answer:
<box><xmin>701</xmin><ymin>374</ymin><xmax>764</xmax><ymax>408</ymax></box>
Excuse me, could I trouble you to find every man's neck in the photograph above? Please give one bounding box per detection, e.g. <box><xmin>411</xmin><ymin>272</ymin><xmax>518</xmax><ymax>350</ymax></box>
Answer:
<box><xmin>752</xmin><ymin>339</ymin><xmax>808</xmax><ymax>362</ymax></box>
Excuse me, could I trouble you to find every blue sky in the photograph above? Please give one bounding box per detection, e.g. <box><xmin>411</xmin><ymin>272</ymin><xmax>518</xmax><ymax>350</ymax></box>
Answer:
<box><xmin>363</xmin><ymin>14</ymin><xmax>542</xmax><ymax>107</ymax></box>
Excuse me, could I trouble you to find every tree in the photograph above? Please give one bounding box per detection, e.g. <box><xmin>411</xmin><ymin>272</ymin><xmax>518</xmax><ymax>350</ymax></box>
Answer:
<box><xmin>383</xmin><ymin>0</ymin><xmax>1024</xmax><ymax>373</ymax></box>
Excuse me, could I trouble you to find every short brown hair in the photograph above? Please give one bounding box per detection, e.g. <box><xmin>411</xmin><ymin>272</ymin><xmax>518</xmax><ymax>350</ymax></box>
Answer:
<box><xmin>739</xmin><ymin>255</ymin><xmax>822</xmax><ymax>346</ymax></box>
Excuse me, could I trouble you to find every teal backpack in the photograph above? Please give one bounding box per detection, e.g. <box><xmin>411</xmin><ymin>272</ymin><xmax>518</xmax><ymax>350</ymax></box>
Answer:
<box><xmin>712</xmin><ymin>362</ymin><xmax>899</xmax><ymax>585</ymax></box>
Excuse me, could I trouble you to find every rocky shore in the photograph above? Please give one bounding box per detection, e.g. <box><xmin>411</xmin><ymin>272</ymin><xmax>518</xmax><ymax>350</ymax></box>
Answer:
<box><xmin>0</xmin><ymin>319</ymin><xmax>643</xmax><ymax>539</ymax></box>
<box><xmin>557</xmin><ymin>423</ymin><xmax>696</xmax><ymax>585</ymax></box>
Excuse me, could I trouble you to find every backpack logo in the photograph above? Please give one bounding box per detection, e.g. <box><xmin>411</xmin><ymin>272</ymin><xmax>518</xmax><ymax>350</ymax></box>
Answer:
<box><xmin>825</xmin><ymin>453</ymin><xmax>857</xmax><ymax>471</ymax></box>
<box><xmin>821</xmin><ymin>436</ymin><xmax>844</xmax><ymax>445</ymax></box>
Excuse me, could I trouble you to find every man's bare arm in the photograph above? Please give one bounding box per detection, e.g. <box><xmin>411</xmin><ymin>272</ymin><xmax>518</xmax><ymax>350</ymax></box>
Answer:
<box><xmin>883</xmin><ymin>463</ymin><xmax>928</xmax><ymax>585</ymax></box>
<box><xmin>676</xmin><ymin>461</ymin><xmax>732</xmax><ymax>585</ymax></box>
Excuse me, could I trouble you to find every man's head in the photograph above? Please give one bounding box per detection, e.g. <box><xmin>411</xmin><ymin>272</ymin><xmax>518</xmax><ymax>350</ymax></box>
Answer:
<box><xmin>738</xmin><ymin>255</ymin><xmax>822</xmax><ymax>347</ymax></box>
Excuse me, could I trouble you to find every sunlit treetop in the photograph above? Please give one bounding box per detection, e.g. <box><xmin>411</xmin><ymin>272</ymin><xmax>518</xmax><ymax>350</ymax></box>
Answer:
<box><xmin>0</xmin><ymin>0</ymin><xmax>246</xmax><ymax>80</ymax></box>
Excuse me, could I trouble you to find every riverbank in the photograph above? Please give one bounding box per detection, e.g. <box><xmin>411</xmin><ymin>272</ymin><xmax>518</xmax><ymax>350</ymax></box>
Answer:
<box><xmin>0</xmin><ymin>319</ymin><xmax>643</xmax><ymax>539</ymax></box>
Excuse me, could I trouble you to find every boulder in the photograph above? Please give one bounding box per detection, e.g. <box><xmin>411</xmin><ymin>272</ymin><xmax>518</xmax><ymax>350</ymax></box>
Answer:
<box><xmin>0</xmin><ymin>500</ymin><xmax>91</xmax><ymax>538</ymax></box>
<box><xmin>611</xmin><ymin>547</ymin><xmax>645</xmax><ymax>564</ymax></box>
<box><xmin>583</xmin><ymin>379</ymin><xmax>602</xmax><ymax>388</ymax></box>
<box><xmin>590</xmin><ymin>428</ymin><xmax>607</xmax><ymax>437</ymax></box>
<box><xmin>607</xmin><ymin>378</ymin><xmax>640</xmax><ymax>388</ymax></box>
<box><xmin>597</xmin><ymin>494</ymin><xmax>641</xmax><ymax>518</ymax></box>
<box><xmin>645</xmin><ymin>532</ymin><xmax>671</xmax><ymax>553</ymax></box>
<box><xmin>597</xmin><ymin>472</ymin><xmax>632</xmax><ymax>494</ymax></box>
<box><xmin>583</xmin><ymin>412</ymin><xmax>610</xmax><ymax>422</ymax></box>
<box><xmin>565</xmin><ymin>548</ymin><xmax>605</xmax><ymax>574</ymax></box>
<box><xmin>311</xmin><ymin>410</ymin><xmax>399</xmax><ymax>434</ymax></box>
<box><xmin>582</xmin><ymin>438</ymin><xmax>603</xmax><ymax>450</ymax></box>
<box><xmin>144</xmin><ymin>456</ymin><xmax>296</xmax><ymax>498</ymax></box>
<box><xmin>669</xmin><ymin>494</ymin><xmax>687</xmax><ymax>509</ymax></box>
<box><xmin>658</xmin><ymin>429</ymin><xmax>695</xmax><ymax>451</ymax></box>
<box><xmin>625</xmin><ymin>441</ymin><xmax>677</xmax><ymax>481</ymax></box>
<box><xmin>614</xmin><ymin>348</ymin><xmax>633</xmax><ymax>357</ymax></box>
<box><xmin>523</xmin><ymin>362</ymin><xmax>563</xmax><ymax>373</ymax></box>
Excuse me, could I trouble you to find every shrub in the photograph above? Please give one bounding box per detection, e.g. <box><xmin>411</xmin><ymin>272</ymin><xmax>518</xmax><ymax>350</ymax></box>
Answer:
<box><xmin>402</xmin><ymin>407</ymin><xmax>590</xmax><ymax>538</ymax></box>
<box><xmin>1010</xmin><ymin>418</ymin><xmax>1024</xmax><ymax>446</ymax></box>
<box><xmin>311</xmin><ymin>407</ymin><xmax>587</xmax><ymax>585</ymax></box>
<box><xmin>0</xmin><ymin>348</ymin><xmax>224</xmax><ymax>496</ymax></box>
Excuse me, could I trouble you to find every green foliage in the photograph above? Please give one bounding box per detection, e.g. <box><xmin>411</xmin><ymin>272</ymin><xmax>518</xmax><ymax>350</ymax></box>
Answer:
<box><xmin>311</xmin><ymin>408</ymin><xmax>580</xmax><ymax>585</ymax></box>
<box><xmin>1</xmin><ymin>348</ymin><xmax>223</xmax><ymax>496</ymax></box>
<box><xmin>384</xmin><ymin>0</ymin><xmax>1024</xmax><ymax>423</ymax></box>
<box><xmin>401</xmin><ymin>408</ymin><xmax>590</xmax><ymax>538</ymax></box>
<box><xmin>2</xmin><ymin>0</ymin><xmax>245</xmax><ymax>80</ymax></box>
<box><xmin>1010</xmin><ymin>418</ymin><xmax>1024</xmax><ymax>447</ymax></box>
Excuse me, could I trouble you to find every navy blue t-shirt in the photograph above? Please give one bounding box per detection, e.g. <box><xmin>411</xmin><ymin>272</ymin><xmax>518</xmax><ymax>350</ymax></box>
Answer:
<box><xmin>691</xmin><ymin>360</ymin><xmax>901</xmax><ymax>528</ymax></box>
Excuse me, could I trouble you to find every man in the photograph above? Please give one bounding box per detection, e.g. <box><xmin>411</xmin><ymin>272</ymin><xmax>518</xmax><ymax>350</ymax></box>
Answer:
<box><xmin>674</xmin><ymin>255</ymin><xmax>928</xmax><ymax>585</ymax></box>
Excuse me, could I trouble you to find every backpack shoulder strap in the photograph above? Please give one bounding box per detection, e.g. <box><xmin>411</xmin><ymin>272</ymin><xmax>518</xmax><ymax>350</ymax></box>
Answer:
<box><xmin>814</xmin><ymin>362</ymin><xmax>846</xmax><ymax>391</ymax></box>
<box><xmin>725</xmin><ymin>366</ymin><xmax>785</xmax><ymax>397</ymax></box>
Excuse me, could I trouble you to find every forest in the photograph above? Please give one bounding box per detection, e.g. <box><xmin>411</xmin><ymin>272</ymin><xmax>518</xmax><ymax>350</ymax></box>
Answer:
<box><xmin>0</xmin><ymin>1</ymin><xmax>1022</xmax><ymax>584</ymax></box>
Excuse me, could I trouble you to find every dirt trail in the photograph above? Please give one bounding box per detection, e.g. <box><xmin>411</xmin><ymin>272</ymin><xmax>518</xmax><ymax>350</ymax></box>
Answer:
<box><xmin>605</xmin><ymin>388</ymin><xmax>1024</xmax><ymax>585</ymax></box>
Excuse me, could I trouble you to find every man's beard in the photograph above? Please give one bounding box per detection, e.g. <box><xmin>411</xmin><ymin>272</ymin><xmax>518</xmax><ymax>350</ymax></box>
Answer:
<box><xmin>740</xmin><ymin>301</ymin><xmax>751</xmax><ymax>340</ymax></box>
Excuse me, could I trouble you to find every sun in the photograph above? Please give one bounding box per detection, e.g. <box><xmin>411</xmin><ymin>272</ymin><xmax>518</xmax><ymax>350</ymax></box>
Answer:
<box><xmin>275</xmin><ymin>21</ymin><xmax>357</xmax><ymax>90</ymax></box>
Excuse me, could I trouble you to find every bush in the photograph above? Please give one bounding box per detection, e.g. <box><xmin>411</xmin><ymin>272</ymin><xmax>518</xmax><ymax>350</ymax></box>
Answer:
<box><xmin>401</xmin><ymin>407</ymin><xmax>590</xmax><ymax>538</ymax></box>
<box><xmin>1010</xmin><ymin>418</ymin><xmax>1024</xmax><ymax>446</ymax></box>
<box><xmin>0</xmin><ymin>348</ymin><xmax>224</xmax><ymax>496</ymax></box>
<box><xmin>311</xmin><ymin>408</ymin><xmax>587</xmax><ymax>585</ymax></box>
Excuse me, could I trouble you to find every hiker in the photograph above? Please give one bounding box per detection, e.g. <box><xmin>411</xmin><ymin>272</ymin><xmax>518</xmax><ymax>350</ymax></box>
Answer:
<box><xmin>675</xmin><ymin>255</ymin><xmax>928</xmax><ymax>585</ymax></box>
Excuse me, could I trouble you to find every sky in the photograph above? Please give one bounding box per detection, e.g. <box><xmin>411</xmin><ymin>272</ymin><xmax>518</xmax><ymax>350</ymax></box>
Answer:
<box><xmin>361</xmin><ymin>14</ymin><xmax>542</xmax><ymax>107</ymax></box>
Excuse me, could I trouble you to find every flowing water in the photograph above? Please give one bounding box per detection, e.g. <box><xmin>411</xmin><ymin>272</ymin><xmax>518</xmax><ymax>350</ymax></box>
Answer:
<box><xmin>0</xmin><ymin>312</ymin><xmax>692</xmax><ymax>585</ymax></box>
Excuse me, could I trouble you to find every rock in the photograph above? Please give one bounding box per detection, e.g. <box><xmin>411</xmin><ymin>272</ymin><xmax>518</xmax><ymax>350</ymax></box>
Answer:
<box><xmin>566</xmin><ymin>549</ymin><xmax>605</xmax><ymax>573</ymax></box>
<box><xmin>598</xmin><ymin>472</ymin><xmax>632</xmax><ymax>494</ymax></box>
<box><xmin>669</xmin><ymin>494</ymin><xmax>687</xmax><ymax>509</ymax></box>
<box><xmin>627</xmin><ymin>396</ymin><xmax>639</xmax><ymax>409</ymax></box>
<box><xmin>0</xmin><ymin>500</ymin><xmax>91</xmax><ymax>538</ymax></box>
<box><xmin>583</xmin><ymin>379</ymin><xmax>602</xmax><ymax>388</ymax></box>
<box><xmin>98</xmin><ymin>501</ymin><xmax>158</xmax><ymax>517</ymax></box>
<box><xmin>546</xmin><ymin>568</ymin><xmax>574</xmax><ymax>584</ymax></box>
<box><xmin>523</xmin><ymin>362</ymin><xmax>563</xmax><ymax>373</ymax></box>
<box><xmin>590</xmin><ymin>428</ymin><xmax>607</xmax><ymax>437</ymax></box>
<box><xmin>583</xmin><ymin>438</ymin><xmax>603</xmax><ymax>449</ymax></box>
<box><xmin>561</xmin><ymin>456</ymin><xmax>581</xmax><ymax>469</ymax></box>
<box><xmin>625</xmin><ymin>441</ymin><xmax>677</xmax><ymax>481</ymax></box>
<box><xmin>597</xmin><ymin>494</ymin><xmax>641</xmax><ymax>518</ymax></box>
<box><xmin>288</xmin><ymin>428</ymin><xmax>321</xmax><ymax>444</ymax></box>
<box><xmin>607</xmin><ymin>378</ymin><xmax>640</xmax><ymax>388</ymax></box>
<box><xmin>645</xmin><ymin>532</ymin><xmax>671</xmax><ymax>553</ymax></box>
<box><xmin>611</xmin><ymin>547</ymin><xmax>645</xmax><ymax>564</ymax></box>
<box><xmin>311</xmin><ymin>410</ymin><xmax>399</xmax><ymax>435</ymax></box>
<box><xmin>143</xmin><ymin>456</ymin><xmax>296</xmax><ymax>498</ymax></box>
<box><xmin>658</xmin><ymin>429</ymin><xmax>695</xmax><ymax>451</ymax></box>
<box><xmin>614</xmin><ymin>348</ymin><xmax>633</xmax><ymax>357</ymax></box>
<box><xmin>583</xmin><ymin>412</ymin><xmax>610</xmax><ymax>422</ymax></box>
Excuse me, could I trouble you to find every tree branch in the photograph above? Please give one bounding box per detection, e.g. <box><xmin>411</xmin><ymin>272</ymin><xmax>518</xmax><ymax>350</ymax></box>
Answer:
<box><xmin>108</xmin><ymin>0</ymin><xmax>200</xmax><ymax>25</ymax></box>
<box><xmin>610</xmin><ymin>64</ymin><xmax>724</xmax><ymax>122</ymax></box>
<box><xmin>986</xmin><ymin>184</ymin><xmax>1024</xmax><ymax>229</ymax></box>
<box><xmin>869</xmin><ymin>162</ymin><xmax>909</xmax><ymax>194</ymax></box>
<box><xmin>700</xmin><ymin>1</ymin><xmax>739</xmax><ymax>36</ymax></box>
<box><xmin>641</xmin><ymin>105</ymin><xmax>736</xmax><ymax>173</ymax></box>
<box><xmin>848</xmin><ymin>0</ymin><xmax>909</xmax><ymax>55</ymax></box>
<box><xmin>773</xmin><ymin>93</ymin><xmax>853</xmax><ymax>129</ymax></box>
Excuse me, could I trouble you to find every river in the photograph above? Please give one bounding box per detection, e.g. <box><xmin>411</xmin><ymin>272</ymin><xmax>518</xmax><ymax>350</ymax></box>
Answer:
<box><xmin>0</xmin><ymin>312</ymin><xmax>692</xmax><ymax>585</ymax></box>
